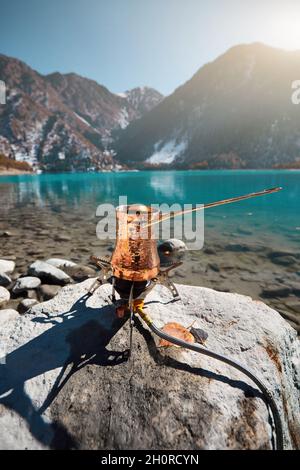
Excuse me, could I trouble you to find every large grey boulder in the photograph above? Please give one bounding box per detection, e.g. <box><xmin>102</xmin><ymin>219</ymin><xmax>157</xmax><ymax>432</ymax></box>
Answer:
<box><xmin>0</xmin><ymin>279</ymin><xmax>299</xmax><ymax>450</ymax></box>
<box><xmin>28</xmin><ymin>261</ymin><xmax>71</xmax><ymax>286</ymax></box>
<box><xmin>0</xmin><ymin>309</ymin><xmax>19</xmax><ymax>325</ymax></box>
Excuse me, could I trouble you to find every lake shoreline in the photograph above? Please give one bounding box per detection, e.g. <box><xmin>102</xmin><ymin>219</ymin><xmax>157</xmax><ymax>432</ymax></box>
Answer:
<box><xmin>0</xmin><ymin>168</ymin><xmax>33</xmax><ymax>176</ymax></box>
<box><xmin>1</xmin><ymin>168</ymin><xmax>300</xmax><ymax>178</ymax></box>
<box><xmin>0</xmin><ymin>169</ymin><xmax>299</xmax><ymax>334</ymax></box>
<box><xmin>1</xmin><ymin>221</ymin><xmax>299</xmax><ymax>335</ymax></box>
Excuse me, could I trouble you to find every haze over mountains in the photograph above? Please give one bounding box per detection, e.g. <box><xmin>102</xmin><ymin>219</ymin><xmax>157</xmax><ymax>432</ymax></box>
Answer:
<box><xmin>1</xmin><ymin>43</ymin><xmax>300</xmax><ymax>171</ymax></box>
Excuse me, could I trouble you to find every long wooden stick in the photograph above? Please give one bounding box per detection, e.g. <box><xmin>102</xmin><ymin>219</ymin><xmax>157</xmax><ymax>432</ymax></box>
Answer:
<box><xmin>143</xmin><ymin>186</ymin><xmax>282</xmax><ymax>228</ymax></box>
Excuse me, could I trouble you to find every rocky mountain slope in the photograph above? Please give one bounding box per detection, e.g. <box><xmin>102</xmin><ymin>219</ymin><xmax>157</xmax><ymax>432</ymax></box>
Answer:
<box><xmin>0</xmin><ymin>54</ymin><xmax>162</xmax><ymax>171</ymax></box>
<box><xmin>0</xmin><ymin>277</ymin><xmax>299</xmax><ymax>449</ymax></box>
<box><xmin>116</xmin><ymin>43</ymin><xmax>300</xmax><ymax>169</ymax></box>
<box><xmin>119</xmin><ymin>86</ymin><xmax>164</xmax><ymax>116</ymax></box>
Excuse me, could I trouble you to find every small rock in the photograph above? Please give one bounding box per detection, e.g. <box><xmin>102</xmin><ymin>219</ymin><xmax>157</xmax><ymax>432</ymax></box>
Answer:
<box><xmin>191</xmin><ymin>265</ymin><xmax>205</xmax><ymax>274</ymax></box>
<box><xmin>91</xmin><ymin>241</ymin><xmax>102</xmax><ymax>247</ymax></box>
<box><xmin>158</xmin><ymin>239</ymin><xmax>187</xmax><ymax>266</ymax></box>
<box><xmin>18</xmin><ymin>298</ymin><xmax>38</xmax><ymax>314</ymax></box>
<box><xmin>28</xmin><ymin>261</ymin><xmax>71</xmax><ymax>285</ymax></box>
<box><xmin>0</xmin><ymin>272</ymin><xmax>11</xmax><ymax>287</ymax></box>
<box><xmin>269</xmin><ymin>250</ymin><xmax>298</xmax><ymax>259</ymax></box>
<box><xmin>46</xmin><ymin>258</ymin><xmax>77</xmax><ymax>269</ymax></box>
<box><xmin>271</xmin><ymin>256</ymin><xmax>297</xmax><ymax>267</ymax></box>
<box><xmin>0</xmin><ymin>286</ymin><xmax>10</xmax><ymax>307</ymax></box>
<box><xmin>261</xmin><ymin>285</ymin><xmax>291</xmax><ymax>298</ymax></box>
<box><xmin>208</xmin><ymin>263</ymin><xmax>220</xmax><ymax>272</ymax></box>
<box><xmin>54</xmin><ymin>234</ymin><xmax>71</xmax><ymax>242</ymax></box>
<box><xmin>268</xmin><ymin>251</ymin><xmax>298</xmax><ymax>266</ymax></box>
<box><xmin>12</xmin><ymin>276</ymin><xmax>41</xmax><ymax>294</ymax></box>
<box><xmin>0</xmin><ymin>230</ymin><xmax>13</xmax><ymax>238</ymax></box>
<box><xmin>225</xmin><ymin>243</ymin><xmax>250</xmax><ymax>252</ymax></box>
<box><xmin>237</xmin><ymin>227</ymin><xmax>253</xmax><ymax>235</ymax></box>
<box><xmin>290</xmin><ymin>283</ymin><xmax>300</xmax><ymax>296</ymax></box>
<box><xmin>0</xmin><ymin>308</ymin><xmax>19</xmax><ymax>325</ymax></box>
<box><xmin>27</xmin><ymin>289</ymin><xmax>38</xmax><ymax>300</ymax></box>
<box><xmin>203</xmin><ymin>247</ymin><xmax>217</xmax><ymax>255</ymax></box>
<box><xmin>219</xmin><ymin>263</ymin><xmax>236</xmax><ymax>271</ymax></box>
<box><xmin>214</xmin><ymin>285</ymin><xmax>231</xmax><ymax>293</ymax></box>
<box><xmin>161</xmin><ymin>239</ymin><xmax>187</xmax><ymax>252</ymax></box>
<box><xmin>190</xmin><ymin>327</ymin><xmax>209</xmax><ymax>344</ymax></box>
<box><xmin>38</xmin><ymin>284</ymin><xmax>61</xmax><ymax>301</ymax></box>
<box><xmin>36</xmin><ymin>230</ymin><xmax>49</xmax><ymax>236</ymax></box>
<box><xmin>65</xmin><ymin>264</ymin><xmax>96</xmax><ymax>282</ymax></box>
<box><xmin>283</xmin><ymin>301</ymin><xmax>300</xmax><ymax>315</ymax></box>
<box><xmin>80</xmin><ymin>247</ymin><xmax>91</xmax><ymax>253</ymax></box>
<box><xmin>27</xmin><ymin>249</ymin><xmax>45</xmax><ymax>256</ymax></box>
<box><xmin>0</xmin><ymin>259</ymin><xmax>16</xmax><ymax>274</ymax></box>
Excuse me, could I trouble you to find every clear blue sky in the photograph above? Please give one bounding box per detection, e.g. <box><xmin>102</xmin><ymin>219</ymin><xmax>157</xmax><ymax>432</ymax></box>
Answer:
<box><xmin>1</xmin><ymin>0</ymin><xmax>300</xmax><ymax>95</ymax></box>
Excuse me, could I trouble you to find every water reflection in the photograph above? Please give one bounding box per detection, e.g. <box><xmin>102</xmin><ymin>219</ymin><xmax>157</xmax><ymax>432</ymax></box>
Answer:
<box><xmin>0</xmin><ymin>171</ymin><xmax>299</xmax><ymax>241</ymax></box>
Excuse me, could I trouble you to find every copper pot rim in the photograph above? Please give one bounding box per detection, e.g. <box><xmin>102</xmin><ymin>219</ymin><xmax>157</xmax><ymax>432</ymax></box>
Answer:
<box><xmin>116</xmin><ymin>204</ymin><xmax>160</xmax><ymax>215</ymax></box>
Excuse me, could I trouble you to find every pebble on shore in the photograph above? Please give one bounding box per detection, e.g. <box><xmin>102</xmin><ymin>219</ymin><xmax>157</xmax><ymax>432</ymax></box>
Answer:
<box><xmin>0</xmin><ymin>272</ymin><xmax>11</xmax><ymax>287</ymax></box>
<box><xmin>46</xmin><ymin>258</ymin><xmax>77</xmax><ymax>269</ymax></box>
<box><xmin>28</xmin><ymin>260</ymin><xmax>71</xmax><ymax>285</ymax></box>
<box><xmin>12</xmin><ymin>276</ymin><xmax>41</xmax><ymax>295</ymax></box>
<box><xmin>0</xmin><ymin>259</ymin><xmax>16</xmax><ymax>274</ymax></box>
<box><xmin>0</xmin><ymin>286</ymin><xmax>10</xmax><ymax>307</ymax></box>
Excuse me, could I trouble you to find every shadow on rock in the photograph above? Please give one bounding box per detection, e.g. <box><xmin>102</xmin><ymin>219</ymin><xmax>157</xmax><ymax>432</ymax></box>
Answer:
<box><xmin>0</xmin><ymin>294</ymin><xmax>128</xmax><ymax>449</ymax></box>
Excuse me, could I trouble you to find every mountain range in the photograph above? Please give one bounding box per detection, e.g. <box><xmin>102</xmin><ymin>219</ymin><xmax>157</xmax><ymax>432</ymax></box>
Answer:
<box><xmin>0</xmin><ymin>54</ymin><xmax>163</xmax><ymax>171</ymax></box>
<box><xmin>1</xmin><ymin>43</ymin><xmax>300</xmax><ymax>171</ymax></box>
<box><xmin>116</xmin><ymin>43</ymin><xmax>300</xmax><ymax>169</ymax></box>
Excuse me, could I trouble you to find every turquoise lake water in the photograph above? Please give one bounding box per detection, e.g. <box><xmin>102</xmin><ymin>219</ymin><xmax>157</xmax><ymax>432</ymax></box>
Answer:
<box><xmin>0</xmin><ymin>170</ymin><xmax>299</xmax><ymax>248</ymax></box>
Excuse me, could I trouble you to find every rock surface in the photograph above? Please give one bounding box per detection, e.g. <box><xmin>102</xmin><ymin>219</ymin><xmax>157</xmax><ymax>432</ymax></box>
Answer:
<box><xmin>0</xmin><ymin>308</ymin><xmax>19</xmax><ymax>325</ymax></box>
<box><xmin>28</xmin><ymin>261</ymin><xmax>71</xmax><ymax>286</ymax></box>
<box><xmin>0</xmin><ymin>286</ymin><xmax>10</xmax><ymax>307</ymax></box>
<box><xmin>0</xmin><ymin>279</ymin><xmax>299</xmax><ymax>450</ymax></box>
